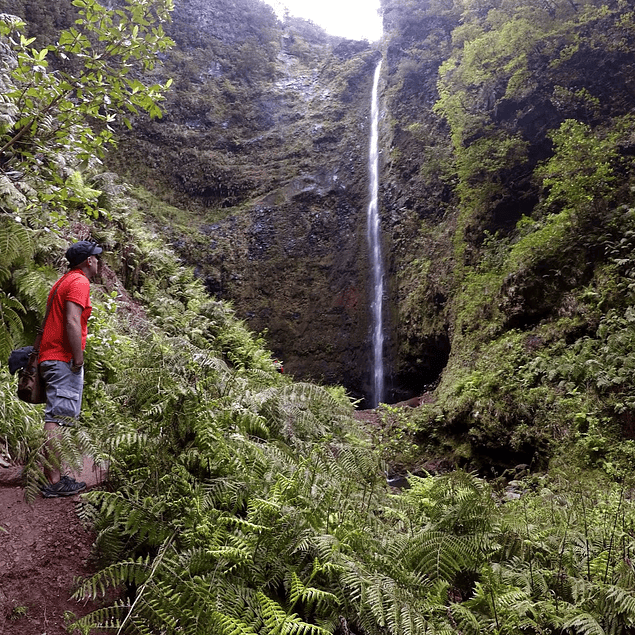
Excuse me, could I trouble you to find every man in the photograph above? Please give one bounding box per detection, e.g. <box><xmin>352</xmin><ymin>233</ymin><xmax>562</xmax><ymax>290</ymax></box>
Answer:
<box><xmin>38</xmin><ymin>240</ymin><xmax>102</xmax><ymax>498</ymax></box>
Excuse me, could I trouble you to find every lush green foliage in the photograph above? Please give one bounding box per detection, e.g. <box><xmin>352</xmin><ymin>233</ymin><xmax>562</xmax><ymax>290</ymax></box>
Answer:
<box><xmin>0</xmin><ymin>0</ymin><xmax>174</xmax><ymax>355</ymax></box>
<box><xmin>382</xmin><ymin>0</ymin><xmax>635</xmax><ymax>478</ymax></box>
<box><xmin>401</xmin><ymin>203</ymin><xmax>635</xmax><ymax>476</ymax></box>
<box><xmin>71</xmin><ymin>459</ymin><xmax>635</xmax><ymax>634</ymax></box>
<box><xmin>0</xmin><ymin>1</ymin><xmax>173</xmax><ymax>232</ymax></box>
<box><xmin>4</xmin><ymin>0</ymin><xmax>635</xmax><ymax>632</ymax></box>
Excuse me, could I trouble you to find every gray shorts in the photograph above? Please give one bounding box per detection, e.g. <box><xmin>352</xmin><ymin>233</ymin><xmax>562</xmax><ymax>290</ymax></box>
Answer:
<box><xmin>40</xmin><ymin>360</ymin><xmax>84</xmax><ymax>426</ymax></box>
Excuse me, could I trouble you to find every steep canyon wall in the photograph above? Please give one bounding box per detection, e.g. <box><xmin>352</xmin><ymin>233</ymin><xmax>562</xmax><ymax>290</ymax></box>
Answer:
<box><xmin>112</xmin><ymin>0</ymin><xmax>387</xmax><ymax>403</ymax></box>
<box><xmin>122</xmin><ymin>0</ymin><xmax>461</xmax><ymax>404</ymax></box>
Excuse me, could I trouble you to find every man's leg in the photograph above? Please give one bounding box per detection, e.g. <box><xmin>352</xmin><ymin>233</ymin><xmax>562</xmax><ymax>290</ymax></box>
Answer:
<box><xmin>39</xmin><ymin>360</ymin><xmax>86</xmax><ymax>496</ymax></box>
<box><xmin>41</xmin><ymin>420</ymin><xmax>86</xmax><ymax>497</ymax></box>
<box><xmin>43</xmin><ymin>420</ymin><xmax>62</xmax><ymax>483</ymax></box>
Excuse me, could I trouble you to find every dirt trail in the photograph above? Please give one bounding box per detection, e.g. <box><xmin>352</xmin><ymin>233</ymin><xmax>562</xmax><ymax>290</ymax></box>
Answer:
<box><xmin>0</xmin><ymin>460</ymin><xmax>106</xmax><ymax>635</ymax></box>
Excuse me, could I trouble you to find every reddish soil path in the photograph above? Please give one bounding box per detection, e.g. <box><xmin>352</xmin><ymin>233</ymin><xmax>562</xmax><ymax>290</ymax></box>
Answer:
<box><xmin>0</xmin><ymin>460</ymin><xmax>106</xmax><ymax>635</ymax></box>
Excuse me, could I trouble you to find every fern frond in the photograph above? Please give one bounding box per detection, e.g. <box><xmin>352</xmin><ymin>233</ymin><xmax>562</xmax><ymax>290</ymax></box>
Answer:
<box><xmin>288</xmin><ymin>571</ymin><xmax>339</xmax><ymax>612</ymax></box>
<box><xmin>496</xmin><ymin>588</ymin><xmax>532</xmax><ymax>610</ymax></box>
<box><xmin>201</xmin><ymin>476</ymin><xmax>251</xmax><ymax>511</ymax></box>
<box><xmin>606</xmin><ymin>585</ymin><xmax>635</xmax><ymax>618</ymax></box>
<box><xmin>562</xmin><ymin>612</ymin><xmax>605</xmax><ymax>635</ymax></box>
<box><xmin>206</xmin><ymin>543</ymin><xmax>255</xmax><ymax>570</ymax></box>
<box><xmin>257</xmin><ymin>592</ymin><xmax>331</xmax><ymax>635</ymax></box>
<box><xmin>409</xmin><ymin>531</ymin><xmax>478</xmax><ymax>581</ymax></box>
<box><xmin>210</xmin><ymin>611</ymin><xmax>259</xmax><ymax>635</ymax></box>
<box><xmin>0</xmin><ymin>177</ymin><xmax>28</xmax><ymax>214</ymax></box>
<box><xmin>448</xmin><ymin>602</ymin><xmax>482</xmax><ymax>635</ymax></box>
<box><xmin>15</xmin><ymin>421</ymin><xmax>95</xmax><ymax>502</ymax></box>
<box><xmin>70</xmin><ymin>600</ymin><xmax>131</xmax><ymax>632</ymax></box>
<box><xmin>0</xmin><ymin>291</ymin><xmax>24</xmax><ymax>358</ymax></box>
<box><xmin>11</xmin><ymin>267</ymin><xmax>50</xmax><ymax>313</ymax></box>
<box><xmin>74</xmin><ymin>556</ymin><xmax>153</xmax><ymax>600</ymax></box>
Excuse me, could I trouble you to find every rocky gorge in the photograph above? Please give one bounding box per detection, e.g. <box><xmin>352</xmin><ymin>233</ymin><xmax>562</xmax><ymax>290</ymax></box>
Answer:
<box><xmin>104</xmin><ymin>0</ymin><xmax>446</xmax><ymax>406</ymax></box>
<box><xmin>6</xmin><ymin>2</ymin><xmax>635</xmax><ymax>631</ymax></box>
<box><xmin>8</xmin><ymin>0</ymin><xmax>635</xmax><ymax>467</ymax></box>
<box><xmin>94</xmin><ymin>0</ymin><xmax>635</xmax><ymax>419</ymax></box>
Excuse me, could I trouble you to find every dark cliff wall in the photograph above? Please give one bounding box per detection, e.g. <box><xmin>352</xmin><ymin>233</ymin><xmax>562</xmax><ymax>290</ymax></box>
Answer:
<box><xmin>379</xmin><ymin>0</ymin><xmax>458</xmax><ymax>400</ymax></box>
<box><xmin>104</xmin><ymin>0</ymin><xmax>383</xmax><ymax>403</ymax></box>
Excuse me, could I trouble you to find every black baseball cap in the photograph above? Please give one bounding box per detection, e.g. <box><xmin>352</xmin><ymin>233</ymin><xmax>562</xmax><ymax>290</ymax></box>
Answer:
<box><xmin>65</xmin><ymin>240</ymin><xmax>103</xmax><ymax>268</ymax></box>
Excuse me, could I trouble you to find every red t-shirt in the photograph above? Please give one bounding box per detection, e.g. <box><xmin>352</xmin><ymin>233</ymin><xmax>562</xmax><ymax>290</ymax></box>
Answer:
<box><xmin>39</xmin><ymin>270</ymin><xmax>92</xmax><ymax>363</ymax></box>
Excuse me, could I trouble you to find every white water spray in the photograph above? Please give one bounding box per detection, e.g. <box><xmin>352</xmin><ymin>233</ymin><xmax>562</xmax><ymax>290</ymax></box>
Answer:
<box><xmin>367</xmin><ymin>59</ymin><xmax>384</xmax><ymax>407</ymax></box>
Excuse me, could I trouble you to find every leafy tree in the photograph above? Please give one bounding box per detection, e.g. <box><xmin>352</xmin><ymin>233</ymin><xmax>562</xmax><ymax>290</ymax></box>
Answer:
<box><xmin>0</xmin><ymin>0</ymin><xmax>174</xmax><ymax>216</ymax></box>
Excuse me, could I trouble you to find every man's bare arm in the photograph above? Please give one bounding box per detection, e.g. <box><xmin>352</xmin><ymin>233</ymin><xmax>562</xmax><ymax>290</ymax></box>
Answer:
<box><xmin>65</xmin><ymin>301</ymin><xmax>84</xmax><ymax>367</ymax></box>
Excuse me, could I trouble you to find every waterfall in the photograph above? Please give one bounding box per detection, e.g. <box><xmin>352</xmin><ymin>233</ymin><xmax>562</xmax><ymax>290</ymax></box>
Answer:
<box><xmin>367</xmin><ymin>59</ymin><xmax>384</xmax><ymax>408</ymax></box>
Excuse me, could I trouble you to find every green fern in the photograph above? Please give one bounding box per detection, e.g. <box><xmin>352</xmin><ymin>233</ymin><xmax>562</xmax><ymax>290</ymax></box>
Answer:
<box><xmin>69</xmin><ymin>600</ymin><xmax>133</xmax><ymax>633</ymax></box>
<box><xmin>0</xmin><ymin>178</ymin><xmax>28</xmax><ymax>216</ymax></box>
<box><xmin>74</xmin><ymin>556</ymin><xmax>154</xmax><ymax>600</ymax></box>
<box><xmin>563</xmin><ymin>612</ymin><xmax>605</xmax><ymax>635</ymax></box>
<box><xmin>209</xmin><ymin>611</ymin><xmax>259</xmax><ymax>635</ymax></box>
<box><xmin>11</xmin><ymin>268</ymin><xmax>52</xmax><ymax>314</ymax></box>
<box><xmin>287</xmin><ymin>570</ymin><xmax>339</xmax><ymax>613</ymax></box>
<box><xmin>0</xmin><ymin>368</ymin><xmax>46</xmax><ymax>460</ymax></box>
<box><xmin>0</xmin><ymin>218</ymin><xmax>32</xmax><ymax>272</ymax></box>
<box><xmin>257</xmin><ymin>592</ymin><xmax>332</xmax><ymax>635</ymax></box>
<box><xmin>0</xmin><ymin>291</ymin><xmax>24</xmax><ymax>359</ymax></box>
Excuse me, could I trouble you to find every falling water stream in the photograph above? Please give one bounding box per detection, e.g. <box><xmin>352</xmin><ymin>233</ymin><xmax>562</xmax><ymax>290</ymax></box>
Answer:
<box><xmin>367</xmin><ymin>59</ymin><xmax>384</xmax><ymax>408</ymax></box>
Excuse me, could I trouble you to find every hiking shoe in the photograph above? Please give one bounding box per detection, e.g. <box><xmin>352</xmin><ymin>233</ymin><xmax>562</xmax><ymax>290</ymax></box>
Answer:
<box><xmin>41</xmin><ymin>475</ymin><xmax>86</xmax><ymax>498</ymax></box>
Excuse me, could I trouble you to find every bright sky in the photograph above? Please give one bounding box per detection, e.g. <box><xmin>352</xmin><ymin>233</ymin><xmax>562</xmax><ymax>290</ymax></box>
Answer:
<box><xmin>263</xmin><ymin>0</ymin><xmax>383</xmax><ymax>42</ymax></box>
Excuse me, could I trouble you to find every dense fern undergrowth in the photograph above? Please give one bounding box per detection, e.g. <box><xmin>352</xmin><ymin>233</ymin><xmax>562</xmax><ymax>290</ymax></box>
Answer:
<box><xmin>2</xmin><ymin>3</ymin><xmax>635</xmax><ymax>634</ymax></box>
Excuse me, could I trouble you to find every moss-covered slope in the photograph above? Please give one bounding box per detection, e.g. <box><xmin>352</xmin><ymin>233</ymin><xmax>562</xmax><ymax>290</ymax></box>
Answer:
<box><xmin>379</xmin><ymin>0</ymin><xmax>635</xmax><ymax>472</ymax></box>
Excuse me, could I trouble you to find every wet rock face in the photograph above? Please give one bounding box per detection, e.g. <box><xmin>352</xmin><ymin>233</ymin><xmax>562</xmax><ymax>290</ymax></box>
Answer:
<box><xmin>114</xmin><ymin>0</ymin><xmax>458</xmax><ymax>404</ymax></box>
<box><xmin>169</xmin><ymin>0</ymin><xmax>286</xmax><ymax>54</ymax></box>
<box><xmin>197</xmin><ymin>181</ymin><xmax>374</xmax><ymax>403</ymax></box>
